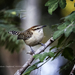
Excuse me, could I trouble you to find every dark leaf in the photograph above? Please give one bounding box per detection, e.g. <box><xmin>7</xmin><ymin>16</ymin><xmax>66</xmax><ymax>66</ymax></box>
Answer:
<box><xmin>57</xmin><ymin>34</ymin><xmax>65</xmax><ymax>47</ymax></box>
<box><xmin>23</xmin><ymin>61</ymin><xmax>40</xmax><ymax>75</ymax></box>
<box><xmin>45</xmin><ymin>0</ymin><xmax>59</xmax><ymax>15</ymax></box>
<box><xmin>66</xmin><ymin>40</ymin><xmax>74</xmax><ymax>47</ymax></box>
<box><xmin>73</xmin><ymin>26</ymin><xmax>75</xmax><ymax>33</ymax></box>
<box><xmin>59</xmin><ymin>0</ymin><xmax>66</xmax><ymax>9</ymax></box>
<box><xmin>60</xmin><ymin>61</ymin><xmax>72</xmax><ymax>72</ymax></box>
<box><xmin>62</xmin><ymin>47</ymin><xmax>73</xmax><ymax>61</ymax></box>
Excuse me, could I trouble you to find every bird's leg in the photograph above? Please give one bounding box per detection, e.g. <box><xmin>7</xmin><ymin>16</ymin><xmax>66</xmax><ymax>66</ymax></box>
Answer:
<box><xmin>39</xmin><ymin>43</ymin><xmax>45</xmax><ymax>47</ymax></box>
<box><xmin>29</xmin><ymin>46</ymin><xmax>35</xmax><ymax>54</ymax></box>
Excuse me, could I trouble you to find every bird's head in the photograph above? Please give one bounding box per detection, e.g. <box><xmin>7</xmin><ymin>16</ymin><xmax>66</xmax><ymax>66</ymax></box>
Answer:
<box><xmin>30</xmin><ymin>25</ymin><xmax>46</xmax><ymax>31</ymax></box>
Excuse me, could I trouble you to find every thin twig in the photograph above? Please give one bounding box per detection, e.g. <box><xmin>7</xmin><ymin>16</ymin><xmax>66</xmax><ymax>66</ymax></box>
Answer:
<box><xmin>70</xmin><ymin>64</ymin><xmax>75</xmax><ymax>75</ymax></box>
<box><xmin>14</xmin><ymin>37</ymin><xmax>54</xmax><ymax>75</ymax></box>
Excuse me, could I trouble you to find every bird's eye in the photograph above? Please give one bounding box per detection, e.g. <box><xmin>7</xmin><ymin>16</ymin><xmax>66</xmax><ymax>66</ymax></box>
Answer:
<box><xmin>33</xmin><ymin>28</ymin><xmax>40</xmax><ymax>30</ymax></box>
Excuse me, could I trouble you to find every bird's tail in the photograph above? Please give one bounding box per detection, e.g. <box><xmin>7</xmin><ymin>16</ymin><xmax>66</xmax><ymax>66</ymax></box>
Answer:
<box><xmin>8</xmin><ymin>31</ymin><xmax>20</xmax><ymax>35</ymax></box>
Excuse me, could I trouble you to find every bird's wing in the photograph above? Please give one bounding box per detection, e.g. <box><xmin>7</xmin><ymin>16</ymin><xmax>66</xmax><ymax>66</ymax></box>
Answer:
<box><xmin>23</xmin><ymin>29</ymin><xmax>33</xmax><ymax>40</ymax></box>
<box><xmin>17</xmin><ymin>29</ymin><xmax>33</xmax><ymax>40</ymax></box>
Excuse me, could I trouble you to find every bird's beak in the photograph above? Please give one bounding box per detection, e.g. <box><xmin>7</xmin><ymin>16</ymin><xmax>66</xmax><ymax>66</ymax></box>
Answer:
<box><xmin>41</xmin><ymin>25</ymin><xmax>46</xmax><ymax>28</ymax></box>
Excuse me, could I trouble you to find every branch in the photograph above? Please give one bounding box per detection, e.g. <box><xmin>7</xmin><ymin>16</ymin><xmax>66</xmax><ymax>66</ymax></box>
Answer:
<box><xmin>69</xmin><ymin>64</ymin><xmax>75</xmax><ymax>75</ymax></box>
<box><xmin>14</xmin><ymin>37</ymin><xmax>54</xmax><ymax>75</ymax></box>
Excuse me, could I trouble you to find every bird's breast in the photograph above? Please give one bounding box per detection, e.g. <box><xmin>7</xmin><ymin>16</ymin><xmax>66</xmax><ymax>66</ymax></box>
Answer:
<box><xmin>25</xmin><ymin>29</ymin><xmax>44</xmax><ymax>46</ymax></box>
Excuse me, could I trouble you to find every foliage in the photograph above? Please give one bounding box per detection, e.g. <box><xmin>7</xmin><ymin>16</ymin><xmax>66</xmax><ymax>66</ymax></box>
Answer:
<box><xmin>0</xmin><ymin>9</ymin><xmax>24</xmax><ymax>53</ymax></box>
<box><xmin>23</xmin><ymin>52</ymin><xmax>54</xmax><ymax>75</ymax></box>
<box><xmin>60</xmin><ymin>59</ymin><xmax>75</xmax><ymax>72</ymax></box>
<box><xmin>22</xmin><ymin>0</ymin><xmax>75</xmax><ymax>74</ymax></box>
<box><xmin>62</xmin><ymin>47</ymin><xmax>73</xmax><ymax>61</ymax></box>
<box><xmin>22</xmin><ymin>61</ymin><xmax>41</xmax><ymax>75</ymax></box>
<box><xmin>53</xmin><ymin>12</ymin><xmax>75</xmax><ymax>39</ymax></box>
<box><xmin>1</xmin><ymin>0</ymin><xmax>75</xmax><ymax>74</ymax></box>
<box><xmin>33</xmin><ymin>52</ymin><xmax>54</xmax><ymax>62</ymax></box>
<box><xmin>45</xmin><ymin>0</ymin><xmax>66</xmax><ymax>15</ymax></box>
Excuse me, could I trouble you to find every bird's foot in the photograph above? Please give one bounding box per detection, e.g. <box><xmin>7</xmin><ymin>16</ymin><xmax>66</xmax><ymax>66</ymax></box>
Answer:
<box><xmin>27</xmin><ymin>51</ymin><xmax>34</xmax><ymax>55</ymax></box>
<box><xmin>39</xmin><ymin>43</ymin><xmax>45</xmax><ymax>47</ymax></box>
<box><xmin>30</xmin><ymin>46</ymin><xmax>35</xmax><ymax>54</ymax></box>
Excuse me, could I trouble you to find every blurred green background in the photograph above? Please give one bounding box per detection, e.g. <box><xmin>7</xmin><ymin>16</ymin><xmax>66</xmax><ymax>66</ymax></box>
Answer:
<box><xmin>0</xmin><ymin>0</ymin><xmax>75</xmax><ymax>75</ymax></box>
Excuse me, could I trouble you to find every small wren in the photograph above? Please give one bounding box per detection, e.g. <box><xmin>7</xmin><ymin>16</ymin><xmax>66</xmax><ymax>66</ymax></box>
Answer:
<box><xmin>9</xmin><ymin>25</ymin><xmax>46</xmax><ymax>53</ymax></box>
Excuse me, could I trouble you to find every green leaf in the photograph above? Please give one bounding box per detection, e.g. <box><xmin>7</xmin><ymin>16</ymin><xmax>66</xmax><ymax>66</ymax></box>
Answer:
<box><xmin>53</xmin><ymin>21</ymin><xmax>73</xmax><ymax>39</ymax></box>
<box><xmin>45</xmin><ymin>0</ymin><xmax>59</xmax><ymax>15</ymax></box>
<box><xmin>53</xmin><ymin>30</ymin><xmax>64</xmax><ymax>39</ymax></box>
<box><xmin>64</xmin><ymin>25</ymin><xmax>73</xmax><ymax>37</ymax></box>
<box><xmin>45</xmin><ymin>0</ymin><xmax>51</xmax><ymax>6</ymax></box>
<box><xmin>34</xmin><ymin>52</ymin><xmax>54</xmax><ymax>62</ymax></box>
<box><xmin>57</xmin><ymin>21</ymin><xmax>71</xmax><ymax>30</ymax></box>
<box><xmin>0</xmin><ymin>9</ymin><xmax>23</xmax><ymax>53</ymax></box>
<box><xmin>59</xmin><ymin>0</ymin><xmax>66</xmax><ymax>9</ymax></box>
<box><xmin>12</xmin><ymin>36</ymin><xmax>17</xmax><ymax>42</ymax></box>
<box><xmin>39</xmin><ymin>52</ymin><xmax>48</xmax><ymax>62</ymax></box>
<box><xmin>4</xmin><ymin>32</ymin><xmax>10</xmax><ymax>39</ymax></box>
<box><xmin>62</xmin><ymin>47</ymin><xmax>73</xmax><ymax>61</ymax></box>
<box><xmin>1</xmin><ymin>32</ymin><xmax>5</xmax><ymax>41</ymax></box>
<box><xmin>64</xmin><ymin>12</ymin><xmax>75</xmax><ymax>22</ymax></box>
<box><xmin>48</xmin><ymin>1</ymin><xmax>58</xmax><ymax>15</ymax></box>
<box><xmin>57</xmin><ymin>24</ymin><xmax>66</xmax><ymax>30</ymax></box>
<box><xmin>57</xmin><ymin>34</ymin><xmax>65</xmax><ymax>47</ymax></box>
<box><xmin>23</xmin><ymin>61</ymin><xmax>40</xmax><ymax>75</ymax></box>
<box><xmin>33</xmin><ymin>53</ymin><xmax>48</xmax><ymax>62</ymax></box>
<box><xmin>0</xmin><ymin>30</ymin><xmax>3</xmax><ymax>35</ymax></box>
<box><xmin>15</xmin><ymin>40</ymin><xmax>19</xmax><ymax>44</ymax></box>
<box><xmin>48</xmin><ymin>52</ymin><xmax>55</xmax><ymax>57</ymax></box>
<box><xmin>33</xmin><ymin>54</ymin><xmax>41</xmax><ymax>60</ymax></box>
<box><xmin>45</xmin><ymin>0</ymin><xmax>58</xmax><ymax>6</ymax></box>
<box><xmin>9</xmin><ymin>36</ymin><xmax>14</xmax><ymax>41</ymax></box>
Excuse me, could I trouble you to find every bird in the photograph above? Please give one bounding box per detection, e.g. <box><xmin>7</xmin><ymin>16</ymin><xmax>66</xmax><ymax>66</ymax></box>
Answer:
<box><xmin>8</xmin><ymin>25</ymin><xmax>46</xmax><ymax>53</ymax></box>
